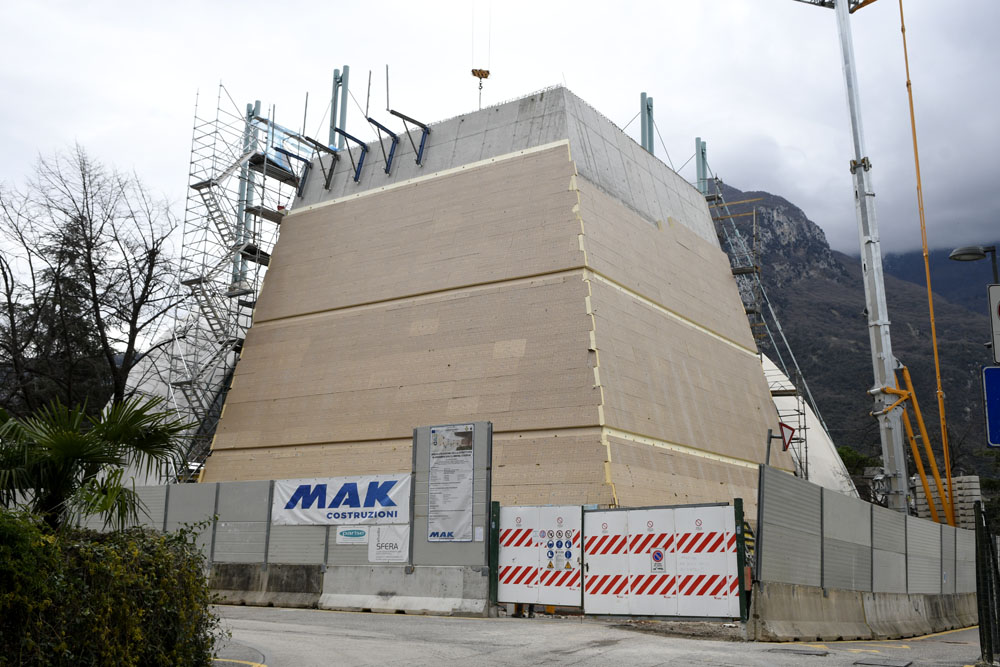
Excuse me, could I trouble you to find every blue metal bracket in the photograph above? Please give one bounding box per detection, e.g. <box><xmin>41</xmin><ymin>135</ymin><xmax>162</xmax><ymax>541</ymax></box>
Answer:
<box><xmin>334</xmin><ymin>128</ymin><xmax>368</xmax><ymax>182</ymax></box>
<box><xmin>366</xmin><ymin>117</ymin><xmax>399</xmax><ymax>175</ymax></box>
<box><xmin>297</xmin><ymin>134</ymin><xmax>339</xmax><ymax>191</ymax></box>
<box><xmin>273</xmin><ymin>146</ymin><xmax>312</xmax><ymax>196</ymax></box>
<box><xmin>389</xmin><ymin>109</ymin><xmax>430</xmax><ymax>166</ymax></box>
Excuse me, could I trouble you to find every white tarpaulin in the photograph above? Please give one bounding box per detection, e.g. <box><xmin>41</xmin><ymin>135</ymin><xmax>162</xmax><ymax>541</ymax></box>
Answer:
<box><xmin>427</xmin><ymin>424</ymin><xmax>474</xmax><ymax>541</ymax></box>
<box><xmin>271</xmin><ymin>474</ymin><xmax>411</xmax><ymax>525</ymax></box>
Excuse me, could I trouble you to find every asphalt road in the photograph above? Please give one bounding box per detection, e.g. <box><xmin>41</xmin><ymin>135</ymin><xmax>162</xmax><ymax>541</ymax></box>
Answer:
<box><xmin>213</xmin><ymin>605</ymin><xmax>981</xmax><ymax>667</ymax></box>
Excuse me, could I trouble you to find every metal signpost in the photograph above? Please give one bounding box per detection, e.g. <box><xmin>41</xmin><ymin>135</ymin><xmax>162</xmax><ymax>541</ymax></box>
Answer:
<box><xmin>990</xmin><ymin>284</ymin><xmax>1000</xmax><ymax>365</ymax></box>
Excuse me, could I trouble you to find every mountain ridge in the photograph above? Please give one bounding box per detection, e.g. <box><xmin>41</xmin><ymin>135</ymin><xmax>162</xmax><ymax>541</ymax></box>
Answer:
<box><xmin>715</xmin><ymin>182</ymin><xmax>993</xmax><ymax>477</ymax></box>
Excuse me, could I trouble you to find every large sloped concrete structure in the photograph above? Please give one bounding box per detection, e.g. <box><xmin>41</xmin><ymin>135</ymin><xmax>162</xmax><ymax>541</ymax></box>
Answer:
<box><xmin>202</xmin><ymin>87</ymin><xmax>794</xmax><ymax>513</ymax></box>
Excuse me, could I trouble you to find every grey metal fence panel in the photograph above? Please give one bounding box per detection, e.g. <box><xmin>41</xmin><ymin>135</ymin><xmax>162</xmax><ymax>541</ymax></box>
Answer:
<box><xmin>940</xmin><ymin>524</ymin><xmax>957</xmax><ymax>594</ymax></box>
<box><xmin>906</xmin><ymin>515</ymin><xmax>941</xmax><ymax>594</ymax></box>
<box><xmin>214</xmin><ymin>481</ymin><xmax>270</xmax><ymax>563</ymax></box>
<box><xmin>821</xmin><ymin>489</ymin><xmax>871</xmax><ymax>591</ymax></box>
<box><xmin>268</xmin><ymin>525</ymin><xmax>327</xmax><ymax>564</ymax></box>
<box><xmin>164</xmin><ymin>483</ymin><xmax>218</xmax><ymax>558</ymax></box>
<box><xmin>328</xmin><ymin>535</ymin><xmax>371</xmax><ymax>566</ymax></box>
<box><xmin>134</xmin><ymin>485</ymin><xmax>168</xmax><ymax>529</ymax></box>
<box><xmin>956</xmin><ymin>528</ymin><xmax>976</xmax><ymax>593</ymax></box>
<box><xmin>758</xmin><ymin>466</ymin><xmax>822</xmax><ymax>587</ymax></box>
<box><xmin>871</xmin><ymin>505</ymin><xmax>906</xmax><ymax>593</ymax></box>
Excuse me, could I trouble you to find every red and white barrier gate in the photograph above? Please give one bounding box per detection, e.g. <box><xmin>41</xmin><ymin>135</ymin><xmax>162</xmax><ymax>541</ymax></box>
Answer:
<box><xmin>498</xmin><ymin>506</ymin><xmax>582</xmax><ymax>607</ymax></box>
<box><xmin>583</xmin><ymin>505</ymin><xmax>739</xmax><ymax>618</ymax></box>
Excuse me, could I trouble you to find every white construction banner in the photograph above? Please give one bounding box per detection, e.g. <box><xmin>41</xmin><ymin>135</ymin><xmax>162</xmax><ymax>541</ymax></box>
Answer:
<box><xmin>369</xmin><ymin>525</ymin><xmax>409</xmax><ymax>563</ymax></box>
<box><xmin>271</xmin><ymin>474</ymin><xmax>411</xmax><ymax>525</ymax></box>
<box><xmin>427</xmin><ymin>424</ymin><xmax>474</xmax><ymax>541</ymax></box>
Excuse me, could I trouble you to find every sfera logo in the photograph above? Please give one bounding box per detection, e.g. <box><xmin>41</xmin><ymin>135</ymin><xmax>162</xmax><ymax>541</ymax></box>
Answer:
<box><xmin>429</xmin><ymin>531</ymin><xmax>455</xmax><ymax>539</ymax></box>
<box><xmin>285</xmin><ymin>481</ymin><xmax>397</xmax><ymax>510</ymax></box>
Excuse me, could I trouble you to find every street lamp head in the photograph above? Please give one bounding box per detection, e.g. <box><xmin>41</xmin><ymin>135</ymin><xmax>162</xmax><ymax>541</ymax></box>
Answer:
<box><xmin>948</xmin><ymin>245</ymin><xmax>989</xmax><ymax>262</ymax></box>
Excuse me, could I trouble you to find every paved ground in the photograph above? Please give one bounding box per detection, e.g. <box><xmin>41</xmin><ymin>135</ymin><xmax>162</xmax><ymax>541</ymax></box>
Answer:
<box><xmin>213</xmin><ymin>605</ymin><xmax>981</xmax><ymax>667</ymax></box>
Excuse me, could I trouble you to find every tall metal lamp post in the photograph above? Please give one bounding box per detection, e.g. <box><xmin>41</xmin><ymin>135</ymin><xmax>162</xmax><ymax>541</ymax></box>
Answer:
<box><xmin>949</xmin><ymin>245</ymin><xmax>999</xmax><ymax>284</ymax></box>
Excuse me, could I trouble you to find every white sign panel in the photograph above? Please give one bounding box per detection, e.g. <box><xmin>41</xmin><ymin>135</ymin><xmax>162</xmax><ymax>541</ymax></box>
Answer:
<box><xmin>369</xmin><ymin>525</ymin><xmax>409</xmax><ymax>563</ymax></box>
<box><xmin>427</xmin><ymin>424</ymin><xmax>474</xmax><ymax>541</ymax></box>
<box><xmin>271</xmin><ymin>474</ymin><xmax>411</xmax><ymax>525</ymax></box>
<box><xmin>335</xmin><ymin>526</ymin><xmax>369</xmax><ymax>545</ymax></box>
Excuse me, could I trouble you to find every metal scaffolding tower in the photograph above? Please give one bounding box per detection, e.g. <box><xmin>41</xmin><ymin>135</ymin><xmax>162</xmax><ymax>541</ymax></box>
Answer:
<box><xmin>168</xmin><ymin>85</ymin><xmax>314</xmax><ymax>481</ymax></box>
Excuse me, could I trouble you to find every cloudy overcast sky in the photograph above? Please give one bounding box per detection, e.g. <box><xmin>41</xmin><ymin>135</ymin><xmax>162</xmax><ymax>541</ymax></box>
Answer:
<box><xmin>1</xmin><ymin>0</ymin><xmax>996</xmax><ymax>254</ymax></box>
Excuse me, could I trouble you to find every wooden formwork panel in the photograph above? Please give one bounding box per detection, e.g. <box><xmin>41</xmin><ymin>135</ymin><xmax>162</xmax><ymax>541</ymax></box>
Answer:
<box><xmin>586</xmin><ymin>277</ymin><xmax>786</xmax><ymax>467</ymax></box>
<box><xmin>608</xmin><ymin>437</ymin><xmax>760</xmax><ymax>516</ymax></box>
<box><xmin>210</xmin><ymin>273</ymin><xmax>601</xmax><ymax>458</ymax></box>
<box><xmin>255</xmin><ymin>145</ymin><xmax>582</xmax><ymax>323</ymax></box>
<box><xmin>575</xmin><ymin>175</ymin><xmax>754</xmax><ymax>349</ymax></box>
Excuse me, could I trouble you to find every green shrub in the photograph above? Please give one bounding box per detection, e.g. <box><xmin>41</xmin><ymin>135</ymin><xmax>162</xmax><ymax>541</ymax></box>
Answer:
<box><xmin>0</xmin><ymin>509</ymin><xmax>223</xmax><ymax>666</ymax></box>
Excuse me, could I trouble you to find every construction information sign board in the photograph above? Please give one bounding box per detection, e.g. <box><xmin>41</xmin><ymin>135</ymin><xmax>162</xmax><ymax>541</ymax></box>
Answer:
<box><xmin>427</xmin><ymin>424</ymin><xmax>475</xmax><ymax>541</ymax></box>
<box><xmin>986</xmin><ymin>366</ymin><xmax>1000</xmax><ymax>448</ymax></box>
<box><xmin>369</xmin><ymin>525</ymin><xmax>410</xmax><ymax>563</ymax></box>
<box><xmin>271</xmin><ymin>474</ymin><xmax>411</xmax><ymax>525</ymax></box>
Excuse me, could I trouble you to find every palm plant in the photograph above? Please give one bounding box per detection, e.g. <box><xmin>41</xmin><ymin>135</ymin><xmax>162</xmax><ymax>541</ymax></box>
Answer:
<box><xmin>0</xmin><ymin>396</ymin><xmax>188</xmax><ymax>530</ymax></box>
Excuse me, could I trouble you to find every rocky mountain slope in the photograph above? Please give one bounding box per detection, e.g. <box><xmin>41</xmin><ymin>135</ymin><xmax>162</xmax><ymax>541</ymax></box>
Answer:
<box><xmin>716</xmin><ymin>183</ymin><xmax>993</xmax><ymax>476</ymax></box>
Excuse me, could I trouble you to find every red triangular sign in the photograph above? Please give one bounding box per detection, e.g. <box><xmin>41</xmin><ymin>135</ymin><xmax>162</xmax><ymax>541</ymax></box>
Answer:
<box><xmin>779</xmin><ymin>422</ymin><xmax>795</xmax><ymax>451</ymax></box>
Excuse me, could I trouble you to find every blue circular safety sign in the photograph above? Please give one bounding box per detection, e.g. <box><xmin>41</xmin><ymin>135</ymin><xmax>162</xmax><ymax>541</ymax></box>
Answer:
<box><xmin>556</xmin><ymin>540</ymin><xmax>563</xmax><ymax>548</ymax></box>
<box><xmin>547</xmin><ymin>550</ymin><xmax>554</xmax><ymax>559</ymax></box>
<box><xmin>565</xmin><ymin>550</ymin><xmax>572</xmax><ymax>559</ymax></box>
<box><xmin>547</xmin><ymin>540</ymin><xmax>554</xmax><ymax>548</ymax></box>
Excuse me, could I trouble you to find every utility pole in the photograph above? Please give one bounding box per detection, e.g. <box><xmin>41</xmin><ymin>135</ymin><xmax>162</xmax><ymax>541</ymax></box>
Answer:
<box><xmin>796</xmin><ymin>0</ymin><xmax>909</xmax><ymax>510</ymax></box>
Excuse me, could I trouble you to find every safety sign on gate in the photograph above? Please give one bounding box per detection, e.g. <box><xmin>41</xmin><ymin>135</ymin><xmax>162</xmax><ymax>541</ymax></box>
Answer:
<box><xmin>498</xmin><ymin>506</ymin><xmax>582</xmax><ymax>607</ymax></box>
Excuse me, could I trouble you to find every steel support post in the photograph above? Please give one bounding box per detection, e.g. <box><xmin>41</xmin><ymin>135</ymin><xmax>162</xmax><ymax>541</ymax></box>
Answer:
<box><xmin>834</xmin><ymin>0</ymin><xmax>908</xmax><ymax>511</ymax></box>
<box><xmin>640</xmin><ymin>92</ymin><xmax>648</xmax><ymax>153</ymax></box>
<box><xmin>734</xmin><ymin>498</ymin><xmax>749</xmax><ymax>622</ymax></box>
<box><xmin>489</xmin><ymin>500</ymin><xmax>500</xmax><ymax>610</ymax></box>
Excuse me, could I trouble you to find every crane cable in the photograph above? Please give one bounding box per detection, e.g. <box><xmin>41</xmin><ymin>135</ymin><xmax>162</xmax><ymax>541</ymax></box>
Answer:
<box><xmin>898</xmin><ymin>0</ymin><xmax>955</xmax><ymax>523</ymax></box>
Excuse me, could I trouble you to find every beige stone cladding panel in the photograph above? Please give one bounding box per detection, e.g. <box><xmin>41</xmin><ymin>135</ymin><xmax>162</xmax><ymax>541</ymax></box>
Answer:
<box><xmin>576</xmin><ymin>175</ymin><xmax>754</xmax><ymax>349</ymax></box>
<box><xmin>608</xmin><ymin>436</ymin><xmax>760</xmax><ymax>516</ymax></box>
<box><xmin>587</xmin><ymin>278</ymin><xmax>789</xmax><ymax>468</ymax></box>
<box><xmin>203</xmin><ymin>429</ymin><xmax>616</xmax><ymax>509</ymax></box>
<box><xmin>492</xmin><ymin>428</ymin><xmax>615</xmax><ymax>507</ymax></box>
<box><xmin>256</xmin><ymin>145</ymin><xmax>582</xmax><ymax>323</ymax></box>
<box><xmin>201</xmin><ymin>440</ymin><xmax>411</xmax><ymax>483</ymax></box>
<box><xmin>210</xmin><ymin>273</ymin><xmax>601</xmax><ymax>453</ymax></box>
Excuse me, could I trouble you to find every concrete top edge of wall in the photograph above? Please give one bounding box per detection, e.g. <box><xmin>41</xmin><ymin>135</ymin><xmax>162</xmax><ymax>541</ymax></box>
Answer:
<box><xmin>293</xmin><ymin>86</ymin><xmax>717</xmax><ymax>246</ymax></box>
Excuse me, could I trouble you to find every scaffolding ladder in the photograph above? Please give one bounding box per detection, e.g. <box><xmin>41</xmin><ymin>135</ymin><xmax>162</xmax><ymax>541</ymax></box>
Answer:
<box><xmin>168</xmin><ymin>86</ymin><xmax>313</xmax><ymax>481</ymax></box>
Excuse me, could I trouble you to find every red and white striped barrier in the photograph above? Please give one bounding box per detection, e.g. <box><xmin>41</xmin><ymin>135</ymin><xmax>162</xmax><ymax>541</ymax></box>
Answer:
<box><xmin>630</xmin><ymin>574</ymin><xmax>676</xmax><ymax>596</ymax></box>
<box><xmin>540</xmin><ymin>568</ymin><xmax>581</xmax><ymax>588</ymax></box>
<box><xmin>586</xmin><ymin>573</ymin><xmax>630</xmax><ymax>596</ymax></box>
<box><xmin>630</xmin><ymin>532</ymin><xmax>673</xmax><ymax>554</ymax></box>
<box><xmin>674</xmin><ymin>531</ymin><xmax>736</xmax><ymax>554</ymax></box>
<box><xmin>584</xmin><ymin>533</ymin><xmax>629</xmax><ymax>555</ymax></box>
<box><xmin>500</xmin><ymin>527</ymin><xmax>535</xmax><ymax>548</ymax></box>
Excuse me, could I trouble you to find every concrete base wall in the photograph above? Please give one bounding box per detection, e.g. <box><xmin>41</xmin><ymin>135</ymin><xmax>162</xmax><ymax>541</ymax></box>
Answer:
<box><xmin>748</xmin><ymin>581</ymin><xmax>977</xmax><ymax>641</ymax></box>
<box><xmin>210</xmin><ymin>563</ymin><xmax>489</xmax><ymax>616</ymax></box>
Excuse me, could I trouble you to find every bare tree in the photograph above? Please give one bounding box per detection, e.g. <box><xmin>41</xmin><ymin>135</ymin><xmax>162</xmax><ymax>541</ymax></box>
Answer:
<box><xmin>0</xmin><ymin>144</ymin><xmax>179</xmax><ymax>416</ymax></box>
